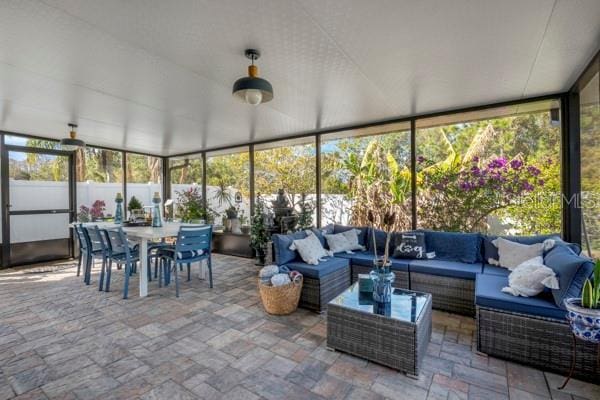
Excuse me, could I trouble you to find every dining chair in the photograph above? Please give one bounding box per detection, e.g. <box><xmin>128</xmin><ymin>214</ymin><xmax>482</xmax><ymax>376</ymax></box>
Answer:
<box><xmin>74</xmin><ymin>224</ymin><xmax>88</xmax><ymax>277</ymax></box>
<box><xmin>158</xmin><ymin>225</ymin><xmax>213</xmax><ymax>297</ymax></box>
<box><xmin>81</xmin><ymin>226</ymin><xmax>105</xmax><ymax>285</ymax></box>
<box><xmin>104</xmin><ymin>227</ymin><xmax>140</xmax><ymax>299</ymax></box>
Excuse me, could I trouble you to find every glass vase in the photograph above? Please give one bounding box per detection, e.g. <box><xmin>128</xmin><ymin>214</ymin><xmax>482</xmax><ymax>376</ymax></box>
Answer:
<box><xmin>370</xmin><ymin>258</ymin><xmax>395</xmax><ymax>310</ymax></box>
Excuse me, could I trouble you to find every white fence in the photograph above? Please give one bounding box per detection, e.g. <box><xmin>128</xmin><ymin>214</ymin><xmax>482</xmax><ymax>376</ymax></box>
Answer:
<box><xmin>2</xmin><ymin>180</ymin><xmax>354</xmax><ymax>244</ymax></box>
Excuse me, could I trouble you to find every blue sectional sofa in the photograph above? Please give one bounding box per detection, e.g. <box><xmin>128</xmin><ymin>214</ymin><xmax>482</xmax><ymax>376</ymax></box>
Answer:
<box><xmin>272</xmin><ymin>225</ymin><xmax>600</xmax><ymax>382</ymax></box>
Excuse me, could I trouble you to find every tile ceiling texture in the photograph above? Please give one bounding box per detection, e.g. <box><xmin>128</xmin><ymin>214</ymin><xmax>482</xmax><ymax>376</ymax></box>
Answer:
<box><xmin>0</xmin><ymin>0</ymin><xmax>598</xmax><ymax>155</ymax></box>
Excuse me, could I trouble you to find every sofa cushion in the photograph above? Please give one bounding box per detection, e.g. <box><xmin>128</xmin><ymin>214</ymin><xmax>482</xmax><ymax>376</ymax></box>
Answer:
<box><xmin>285</xmin><ymin>256</ymin><xmax>350</xmax><ymax>279</ymax></box>
<box><xmin>482</xmin><ymin>234</ymin><xmax>578</xmax><ymax>263</ymax></box>
<box><xmin>543</xmin><ymin>244</ymin><xmax>595</xmax><ymax>308</ymax></box>
<box><xmin>475</xmin><ymin>273</ymin><xmax>566</xmax><ymax>320</ymax></box>
<box><xmin>336</xmin><ymin>251</ymin><xmax>409</xmax><ymax>272</ymax></box>
<box><xmin>272</xmin><ymin>231</ymin><xmax>308</xmax><ymax>265</ymax></box>
<box><xmin>367</xmin><ymin>228</ymin><xmax>388</xmax><ymax>256</ymax></box>
<box><xmin>409</xmin><ymin>259</ymin><xmax>482</xmax><ymax>279</ymax></box>
<box><xmin>422</xmin><ymin>230</ymin><xmax>482</xmax><ymax>263</ymax></box>
<box><xmin>333</xmin><ymin>224</ymin><xmax>368</xmax><ymax>246</ymax></box>
<box><xmin>483</xmin><ymin>264</ymin><xmax>511</xmax><ymax>277</ymax></box>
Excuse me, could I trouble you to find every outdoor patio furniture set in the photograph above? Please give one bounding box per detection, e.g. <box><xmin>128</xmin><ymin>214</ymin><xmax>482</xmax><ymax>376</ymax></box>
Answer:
<box><xmin>74</xmin><ymin>224</ymin><xmax>213</xmax><ymax>298</ymax></box>
<box><xmin>272</xmin><ymin>225</ymin><xmax>600</xmax><ymax>382</ymax></box>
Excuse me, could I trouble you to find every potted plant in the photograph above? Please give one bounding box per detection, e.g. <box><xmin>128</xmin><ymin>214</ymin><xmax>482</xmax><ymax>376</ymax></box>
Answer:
<box><xmin>564</xmin><ymin>260</ymin><xmax>600</xmax><ymax>343</ymax></box>
<box><xmin>175</xmin><ymin>187</ymin><xmax>215</xmax><ymax>223</ymax></box>
<box><xmin>90</xmin><ymin>200</ymin><xmax>106</xmax><ymax>221</ymax></box>
<box><xmin>128</xmin><ymin>196</ymin><xmax>143</xmax><ymax>213</ymax></box>
<box><xmin>77</xmin><ymin>205</ymin><xmax>91</xmax><ymax>222</ymax></box>
<box><xmin>296</xmin><ymin>193</ymin><xmax>314</xmax><ymax>230</ymax></box>
<box><xmin>251</xmin><ymin>195</ymin><xmax>270</xmax><ymax>265</ymax></box>
<box><xmin>239</xmin><ymin>210</ymin><xmax>250</xmax><ymax>234</ymax></box>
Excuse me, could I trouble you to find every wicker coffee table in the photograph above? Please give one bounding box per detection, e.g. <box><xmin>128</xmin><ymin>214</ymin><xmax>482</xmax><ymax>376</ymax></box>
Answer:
<box><xmin>327</xmin><ymin>283</ymin><xmax>432</xmax><ymax>377</ymax></box>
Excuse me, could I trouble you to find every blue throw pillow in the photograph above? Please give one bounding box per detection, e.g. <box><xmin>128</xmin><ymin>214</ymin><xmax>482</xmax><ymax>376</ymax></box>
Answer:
<box><xmin>392</xmin><ymin>232</ymin><xmax>427</xmax><ymax>259</ymax></box>
<box><xmin>367</xmin><ymin>228</ymin><xmax>388</xmax><ymax>256</ymax></box>
<box><xmin>272</xmin><ymin>231</ymin><xmax>308</xmax><ymax>265</ymax></box>
<box><xmin>544</xmin><ymin>244</ymin><xmax>594</xmax><ymax>309</ymax></box>
<box><xmin>311</xmin><ymin>224</ymin><xmax>334</xmax><ymax>248</ymax></box>
<box><xmin>422</xmin><ymin>230</ymin><xmax>482</xmax><ymax>263</ymax></box>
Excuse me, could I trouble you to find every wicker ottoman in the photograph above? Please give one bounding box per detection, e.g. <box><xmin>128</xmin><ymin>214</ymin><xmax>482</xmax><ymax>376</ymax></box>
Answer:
<box><xmin>327</xmin><ymin>283</ymin><xmax>432</xmax><ymax>377</ymax></box>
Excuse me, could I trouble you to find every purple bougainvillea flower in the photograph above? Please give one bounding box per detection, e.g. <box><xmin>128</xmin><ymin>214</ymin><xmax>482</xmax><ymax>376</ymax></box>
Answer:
<box><xmin>470</xmin><ymin>166</ymin><xmax>481</xmax><ymax>176</ymax></box>
<box><xmin>488</xmin><ymin>158</ymin><xmax>507</xmax><ymax>169</ymax></box>
<box><xmin>538</xmin><ymin>179</ymin><xmax>545</xmax><ymax>186</ymax></box>
<box><xmin>527</xmin><ymin>166</ymin><xmax>541</xmax><ymax>176</ymax></box>
<box><xmin>417</xmin><ymin>156</ymin><xmax>425</xmax><ymax>163</ymax></box>
<box><xmin>510</xmin><ymin>159</ymin><xmax>523</xmax><ymax>170</ymax></box>
<box><xmin>471</xmin><ymin>156</ymin><xmax>479</xmax><ymax>163</ymax></box>
<box><xmin>522</xmin><ymin>181</ymin><xmax>534</xmax><ymax>192</ymax></box>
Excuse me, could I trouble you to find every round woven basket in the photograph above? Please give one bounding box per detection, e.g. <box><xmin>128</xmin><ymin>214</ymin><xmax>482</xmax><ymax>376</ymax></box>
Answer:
<box><xmin>258</xmin><ymin>277</ymin><xmax>303</xmax><ymax>315</ymax></box>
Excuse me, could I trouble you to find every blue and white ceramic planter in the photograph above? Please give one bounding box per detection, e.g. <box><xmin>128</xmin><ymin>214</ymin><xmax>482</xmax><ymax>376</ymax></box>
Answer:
<box><xmin>564</xmin><ymin>297</ymin><xmax>600</xmax><ymax>344</ymax></box>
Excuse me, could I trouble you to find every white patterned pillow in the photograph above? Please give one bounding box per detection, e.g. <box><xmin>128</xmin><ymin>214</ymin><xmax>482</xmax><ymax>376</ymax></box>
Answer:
<box><xmin>324</xmin><ymin>229</ymin><xmax>365</xmax><ymax>254</ymax></box>
<box><xmin>502</xmin><ymin>256</ymin><xmax>559</xmax><ymax>297</ymax></box>
<box><xmin>489</xmin><ymin>237</ymin><xmax>555</xmax><ymax>270</ymax></box>
<box><xmin>289</xmin><ymin>232</ymin><xmax>332</xmax><ymax>265</ymax></box>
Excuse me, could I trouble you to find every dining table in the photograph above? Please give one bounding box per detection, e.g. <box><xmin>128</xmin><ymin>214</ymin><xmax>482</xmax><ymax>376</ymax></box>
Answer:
<box><xmin>71</xmin><ymin>221</ymin><xmax>206</xmax><ymax>297</ymax></box>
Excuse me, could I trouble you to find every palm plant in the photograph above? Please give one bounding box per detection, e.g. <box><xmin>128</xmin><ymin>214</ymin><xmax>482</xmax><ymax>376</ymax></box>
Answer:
<box><xmin>213</xmin><ymin>177</ymin><xmax>233</xmax><ymax>207</ymax></box>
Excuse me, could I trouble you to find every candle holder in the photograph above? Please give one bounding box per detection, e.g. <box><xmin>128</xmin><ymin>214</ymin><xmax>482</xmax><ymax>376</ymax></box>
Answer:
<box><xmin>152</xmin><ymin>192</ymin><xmax>162</xmax><ymax>228</ymax></box>
<box><xmin>114</xmin><ymin>193</ymin><xmax>123</xmax><ymax>224</ymax></box>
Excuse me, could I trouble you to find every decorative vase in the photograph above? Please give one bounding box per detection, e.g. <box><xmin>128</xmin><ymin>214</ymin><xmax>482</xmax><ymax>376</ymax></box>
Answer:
<box><xmin>370</xmin><ymin>258</ymin><xmax>395</xmax><ymax>310</ymax></box>
<box><xmin>255</xmin><ymin>247</ymin><xmax>267</xmax><ymax>266</ymax></box>
<box><xmin>564</xmin><ymin>298</ymin><xmax>600</xmax><ymax>343</ymax></box>
<box><xmin>114</xmin><ymin>193</ymin><xmax>123</xmax><ymax>224</ymax></box>
<box><xmin>230</xmin><ymin>218</ymin><xmax>242</xmax><ymax>234</ymax></box>
<box><xmin>151</xmin><ymin>192</ymin><xmax>162</xmax><ymax>228</ymax></box>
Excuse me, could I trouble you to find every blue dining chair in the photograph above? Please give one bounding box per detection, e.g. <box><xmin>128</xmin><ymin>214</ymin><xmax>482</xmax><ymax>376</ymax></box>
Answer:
<box><xmin>87</xmin><ymin>226</ymin><xmax>113</xmax><ymax>291</ymax></box>
<box><xmin>74</xmin><ymin>224</ymin><xmax>88</xmax><ymax>277</ymax></box>
<box><xmin>158</xmin><ymin>225</ymin><xmax>213</xmax><ymax>297</ymax></box>
<box><xmin>81</xmin><ymin>226</ymin><xmax>105</xmax><ymax>285</ymax></box>
<box><xmin>104</xmin><ymin>227</ymin><xmax>140</xmax><ymax>299</ymax></box>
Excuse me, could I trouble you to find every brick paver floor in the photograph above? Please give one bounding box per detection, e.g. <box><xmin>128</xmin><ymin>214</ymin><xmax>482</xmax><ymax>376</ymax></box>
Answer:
<box><xmin>0</xmin><ymin>254</ymin><xmax>598</xmax><ymax>399</ymax></box>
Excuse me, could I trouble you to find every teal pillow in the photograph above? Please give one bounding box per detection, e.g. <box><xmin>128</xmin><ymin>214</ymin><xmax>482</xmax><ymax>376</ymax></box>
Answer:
<box><xmin>544</xmin><ymin>244</ymin><xmax>594</xmax><ymax>308</ymax></box>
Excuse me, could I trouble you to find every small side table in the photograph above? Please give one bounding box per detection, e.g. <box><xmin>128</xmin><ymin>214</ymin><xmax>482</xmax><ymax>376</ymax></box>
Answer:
<box><xmin>558</xmin><ymin>331</ymin><xmax>600</xmax><ymax>389</ymax></box>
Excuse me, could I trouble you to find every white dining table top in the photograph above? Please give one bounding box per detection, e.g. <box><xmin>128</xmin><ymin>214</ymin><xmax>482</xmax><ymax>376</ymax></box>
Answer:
<box><xmin>70</xmin><ymin>221</ymin><xmax>207</xmax><ymax>239</ymax></box>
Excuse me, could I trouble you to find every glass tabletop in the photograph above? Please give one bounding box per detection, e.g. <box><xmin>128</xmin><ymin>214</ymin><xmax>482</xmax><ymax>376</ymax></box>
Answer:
<box><xmin>329</xmin><ymin>283</ymin><xmax>429</xmax><ymax>322</ymax></box>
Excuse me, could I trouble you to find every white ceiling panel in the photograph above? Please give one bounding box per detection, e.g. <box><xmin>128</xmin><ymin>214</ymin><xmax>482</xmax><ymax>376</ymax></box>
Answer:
<box><xmin>0</xmin><ymin>0</ymin><xmax>598</xmax><ymax>155</ymax></box>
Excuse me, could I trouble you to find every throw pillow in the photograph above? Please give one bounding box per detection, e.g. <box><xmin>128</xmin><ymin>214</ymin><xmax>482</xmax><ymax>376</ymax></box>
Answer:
<box><xmin>501</xmin><ymin>256</ymin><xmax>559</xmax><ymax>297</ymax></box>
<box><xmin>544</xmin><ymin>244</ymin><xmax>595</xmax><ymax>308</ymax></box>
<box><xmin>483</xmin><ymin>233</ymin><xmax>562</xmax><ymax>262</ymax></box>
<box><xmin>333</xmin><ymin>224</ymin><xmax>368</xmax><ymax>246</ymax></box>
<box><xmin>393</xmin><ymin>232</ymin><xmax>426</xmax><ymax>259</ymax></box>
<box><xmin>289</xmin><ymin>232</ymin><xmax>332</xmax><ymax>265</ymax></box>
<box><xmin>324</xmin><ymin>229</ymin><xmax>365</xmax><ymax>254</ymax></box>
<box><xmin>489</xmin><ymin>237</ymin><xmax>555</xmax><ymax>270</ymax></box>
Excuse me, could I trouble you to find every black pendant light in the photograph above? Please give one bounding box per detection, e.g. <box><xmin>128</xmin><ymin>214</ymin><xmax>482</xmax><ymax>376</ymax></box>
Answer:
<box><xmin>232</xmin><ymin>49</ymin><xmax>273</xmax><ymax>105</ymax></box>
<box><xmin>60</xmin><ymin>123</ymin><xmax>85</xmax><ymax>150</ymax></box>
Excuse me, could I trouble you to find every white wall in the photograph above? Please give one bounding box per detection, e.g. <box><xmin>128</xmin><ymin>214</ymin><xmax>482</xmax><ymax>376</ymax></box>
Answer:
<box><xmin>3</xmin><ymin>180</ymin><xmax>354</xmax><ymax>244</ymax></box>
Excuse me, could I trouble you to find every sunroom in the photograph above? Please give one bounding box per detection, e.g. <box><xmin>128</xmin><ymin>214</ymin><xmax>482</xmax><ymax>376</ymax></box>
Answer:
<box><xmin>0</xmin><ymin>1</ymin><xmax>599</xmax><ymax>399</ymax></box>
